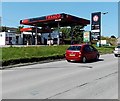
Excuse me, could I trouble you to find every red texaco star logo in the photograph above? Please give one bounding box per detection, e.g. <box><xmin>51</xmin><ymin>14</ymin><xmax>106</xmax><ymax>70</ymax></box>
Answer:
<box><xmin>93</xmin><ymin>15</ymin><xmax>99</xmax><ymax>22</ymax></box>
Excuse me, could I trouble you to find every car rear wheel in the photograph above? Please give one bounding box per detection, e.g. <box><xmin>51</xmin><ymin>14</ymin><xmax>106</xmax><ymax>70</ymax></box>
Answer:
<box><xmin>67</xmin><ymin>60</ymin><xmax>71</xmax><ymax>62</ymax></box>
<box><xmin>82</xmin><ymin>57</ymin><xmax>87</xmax><ymax>63</ymax></box>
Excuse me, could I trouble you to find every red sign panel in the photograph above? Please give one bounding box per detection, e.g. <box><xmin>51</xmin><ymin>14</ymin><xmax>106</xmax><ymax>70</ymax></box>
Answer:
<box><xmin>46</xmin><ymin>14</ymin><xmax>61</xmax><ymax>20</ymax></box>
<box><xmin>21</xmin><ymin>19</ymin><xmax>29</xmax><ymax>24</ymax></box>
<box><xmin>20</xmin><ymin>28</ymin><xmax>32</xmax><ymax>32</ymax></box>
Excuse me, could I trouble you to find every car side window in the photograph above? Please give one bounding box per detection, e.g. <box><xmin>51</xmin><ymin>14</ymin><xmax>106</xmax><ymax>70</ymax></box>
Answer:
<box><xmin>117</xmin><ymin>46</ymin><xmax>120</xmax><ymax>48</ymax></box>
<box><xmin>84</xmin><ymin>46</ymin><xmax>91</xmax><ymax>52</ymax></box>
<box><xmin>89</xmin><ymin>46</ymin><xmax>95</xmax><ymax>51</ymax></box>
<box><xmin>90</xmin><ymin>45</ymin><xmax>97</xmax><ymax>51</ymax></box>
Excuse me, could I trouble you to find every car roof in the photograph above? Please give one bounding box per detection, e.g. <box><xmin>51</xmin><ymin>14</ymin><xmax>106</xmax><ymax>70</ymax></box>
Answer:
<box><xmin>71</xmin><ymin>43</ymin><xmax>89</xmax><ymax>46</ymax></box>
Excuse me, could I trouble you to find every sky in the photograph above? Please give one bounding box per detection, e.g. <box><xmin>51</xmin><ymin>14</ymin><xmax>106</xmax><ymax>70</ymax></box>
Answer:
<box><xmin>1</xmin><ymin>2</ymin><xmax>118</xmax><ymax>37</ymax></box>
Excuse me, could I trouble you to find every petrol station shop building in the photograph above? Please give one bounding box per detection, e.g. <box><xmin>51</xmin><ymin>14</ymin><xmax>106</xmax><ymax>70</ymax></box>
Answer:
<box><xmin>20</xmin><ymin>13</ymin><xmax>90</xmax><ymax>45</ymax></box>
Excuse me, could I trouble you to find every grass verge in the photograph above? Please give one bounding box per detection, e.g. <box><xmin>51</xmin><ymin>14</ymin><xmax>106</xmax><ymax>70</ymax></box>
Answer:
<box><xmin>2</xmin><ymin>45</ymin><xmax>69</xmax><ymax>66</ymax></box>
<box><xmin>1</xmin><ymin>45</ymin><xmax>115</xmax><ymax>66</ymax></box>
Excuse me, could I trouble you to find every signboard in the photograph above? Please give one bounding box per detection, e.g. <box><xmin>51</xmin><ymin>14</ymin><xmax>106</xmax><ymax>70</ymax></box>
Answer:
<box><xmin>91</xmin><ymin>12</ymin><xmax>101</xmax><ymax>40</ymax></box>
<box><xmin>83</xmin><ymin>31</ymin><xmax>91</xmax><ymax>42</ymax></box>
<box><xmin>46</xmin><ymin>14</ymin><xmax>61</xmax><ymax>20</ymax></box>
<box><xmin>91</xmin><ymin>12</ymin><xmax>101</xmax><ymax>26</ymax></box>
<box><xmin>20</xmin><ymin>14</ymin><xmax>62</xmax><ymax>24</ymax></box>
<box><xmin>91</xmin><ymin>32</ymin><xmax>100</xmax><ymax>40</ymax></box>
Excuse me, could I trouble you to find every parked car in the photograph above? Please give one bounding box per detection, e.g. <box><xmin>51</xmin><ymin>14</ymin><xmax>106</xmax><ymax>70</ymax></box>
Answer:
<box><xmin>113</xmin><ymin>45</ymin><xmax>120</xmax><ymax>57</ymax></box>
<box><xmin>65</xmin><ymin>44</ymin><xmax>100</xmax><ymax>63</ymax></box>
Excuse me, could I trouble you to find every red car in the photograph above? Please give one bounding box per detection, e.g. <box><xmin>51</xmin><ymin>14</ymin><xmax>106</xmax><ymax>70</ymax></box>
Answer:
<box><xmin>65</xmin><ymin>44</ymin><xmax>100</xmax><ymax>63</ymax></box>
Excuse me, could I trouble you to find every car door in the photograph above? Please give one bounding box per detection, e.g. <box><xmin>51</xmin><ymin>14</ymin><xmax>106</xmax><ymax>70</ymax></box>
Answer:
<box><xmin>89</xmin><ymin>45</ymin><xmax>98</xmax><ymax>59</ymax></box>
<box><xmin>83</xmin><ymin>45</ymin><xmax>93</xmax><ymax>60</ymax></box>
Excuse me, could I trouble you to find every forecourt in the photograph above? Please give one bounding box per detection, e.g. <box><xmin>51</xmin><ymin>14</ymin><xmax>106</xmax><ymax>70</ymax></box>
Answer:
<box><xmin>2</xmin><ymin>54</ymin><xmax>118</xmax><ymax>99</ymax></box>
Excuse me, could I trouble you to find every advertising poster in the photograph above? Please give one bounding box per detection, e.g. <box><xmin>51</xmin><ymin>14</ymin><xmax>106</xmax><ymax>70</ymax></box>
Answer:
<box><xmin>83</xmin><ymin>31</ymin><xmax>90</xmax><ymax>42</ymax></box>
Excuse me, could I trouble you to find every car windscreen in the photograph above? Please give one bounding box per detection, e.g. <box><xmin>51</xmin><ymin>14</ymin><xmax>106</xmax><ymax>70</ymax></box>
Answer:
<box><xmin>67</xmin><ymin>46</ymin><xmax>81</xmax><ymax>51</ymax></box>
<box><xmin>117</xmin><ymin>46</ymin><xmax>120</xmax><ymax>48</ymax></box>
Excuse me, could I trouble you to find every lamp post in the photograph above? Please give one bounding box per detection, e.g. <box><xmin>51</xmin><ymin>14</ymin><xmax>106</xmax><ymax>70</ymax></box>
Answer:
<box><xmin>100</xmin><ymin>12</ymin><xmax>108</xmax><ymax>47</ymax></box>
<box><xmin>102</xmin><ymin>12</ymin><xmax>108</xmax><ymax>15</ymax></box>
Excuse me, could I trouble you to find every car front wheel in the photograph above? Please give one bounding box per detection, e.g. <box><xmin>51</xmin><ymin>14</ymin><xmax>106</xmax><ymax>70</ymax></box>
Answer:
<box><xmin>114</xmin><ymin>54</ymin><xmax>118</xmax><ymax>57</ymax></box>
<box><xmin>95</xmin><ymin>54</ymin><xmax>99</xmax><ymax>60</ymax></box>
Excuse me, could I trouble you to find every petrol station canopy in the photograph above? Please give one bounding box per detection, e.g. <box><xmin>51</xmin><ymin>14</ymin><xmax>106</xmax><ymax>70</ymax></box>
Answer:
<box><xmin>20</xmin><ymin>13</ymin><xmax>90</xmax><ymax>27</ymax></box>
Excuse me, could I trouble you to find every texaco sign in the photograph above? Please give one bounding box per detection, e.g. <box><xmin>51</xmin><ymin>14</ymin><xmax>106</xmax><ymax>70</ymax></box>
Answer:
<box><xmin>91</xmin><ymin>12</ymin><xmax>101</xmax><ymax>40</ymax></box>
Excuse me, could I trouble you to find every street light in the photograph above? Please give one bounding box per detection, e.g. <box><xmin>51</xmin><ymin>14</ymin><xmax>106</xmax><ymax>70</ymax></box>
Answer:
<box><xmin>102</xmin><ymin>12</ymin><xmax>108</xmax><ymax>15</ymax></box>
<box><xmin>100</xmin><ymin>12</ymin><xmax>108</xmax><ymax>46</ymax></box>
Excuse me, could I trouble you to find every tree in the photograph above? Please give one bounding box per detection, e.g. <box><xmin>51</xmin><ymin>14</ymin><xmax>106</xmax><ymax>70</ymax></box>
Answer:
<box><xmin>16</xmin><ymin>26</ymin><xmax>24</xmax><ymax>34</ymax></box>
<box><xmin>110</xmin><ymin>35</ymin><xmax>116</xmax><ymax>39</ymax></box>
<box><xmin>53</xmin><ymin>26</ymin><xmax>85</xmax><ymax>44</ymax></box>
<box><xmin>1</xmin><ymin>26</ymin><xmax>7</xmax><ymax>32</ymax></box>
<box><xmin>72</xmin><ymin>25</ymin><xmax>84</xmax><ymax>44</ymax></box>
<box><xmin>60</xmin><ymin>27</ymin><xmax>71</xmax><ymax>39</ymax></box>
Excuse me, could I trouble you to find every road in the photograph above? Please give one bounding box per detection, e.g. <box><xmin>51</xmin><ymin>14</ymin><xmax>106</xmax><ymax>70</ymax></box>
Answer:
<box><xmin>2</xmin><ymin>54</ymin><xmax>118</xmax><ymax>99</ymax></box>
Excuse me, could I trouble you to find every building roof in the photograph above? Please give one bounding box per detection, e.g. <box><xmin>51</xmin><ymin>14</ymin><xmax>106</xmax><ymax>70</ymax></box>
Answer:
<box><xmin>117</xmin><ymin>37</ymin><xmax>120</xmax><ymax>43</ymax></box>
<box><xmin>0</xmin><ymin>26</ymin><xmax>17</xmax><ymax>33</ymax></box>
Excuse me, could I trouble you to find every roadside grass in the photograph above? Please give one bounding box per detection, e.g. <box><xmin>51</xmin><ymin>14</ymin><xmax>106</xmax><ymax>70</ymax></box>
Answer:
<box><xmin>2</xmin><ymin>45</ymin><xmax>69</xmax><ymax>61</ymax></box>
<box><xmin>2</xmin><ymin>45</ymin><xmax>115</xmax><ymax>61</ymax></box>
<box><xmin>96</xmin><ymin>46</ymin><xmax>115</xmax><ymax>54</ymax></box>
<box><xmin>1</xmin><ymin>45</ymin><xmax>115</xmax><ymax>66</ymax></box>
